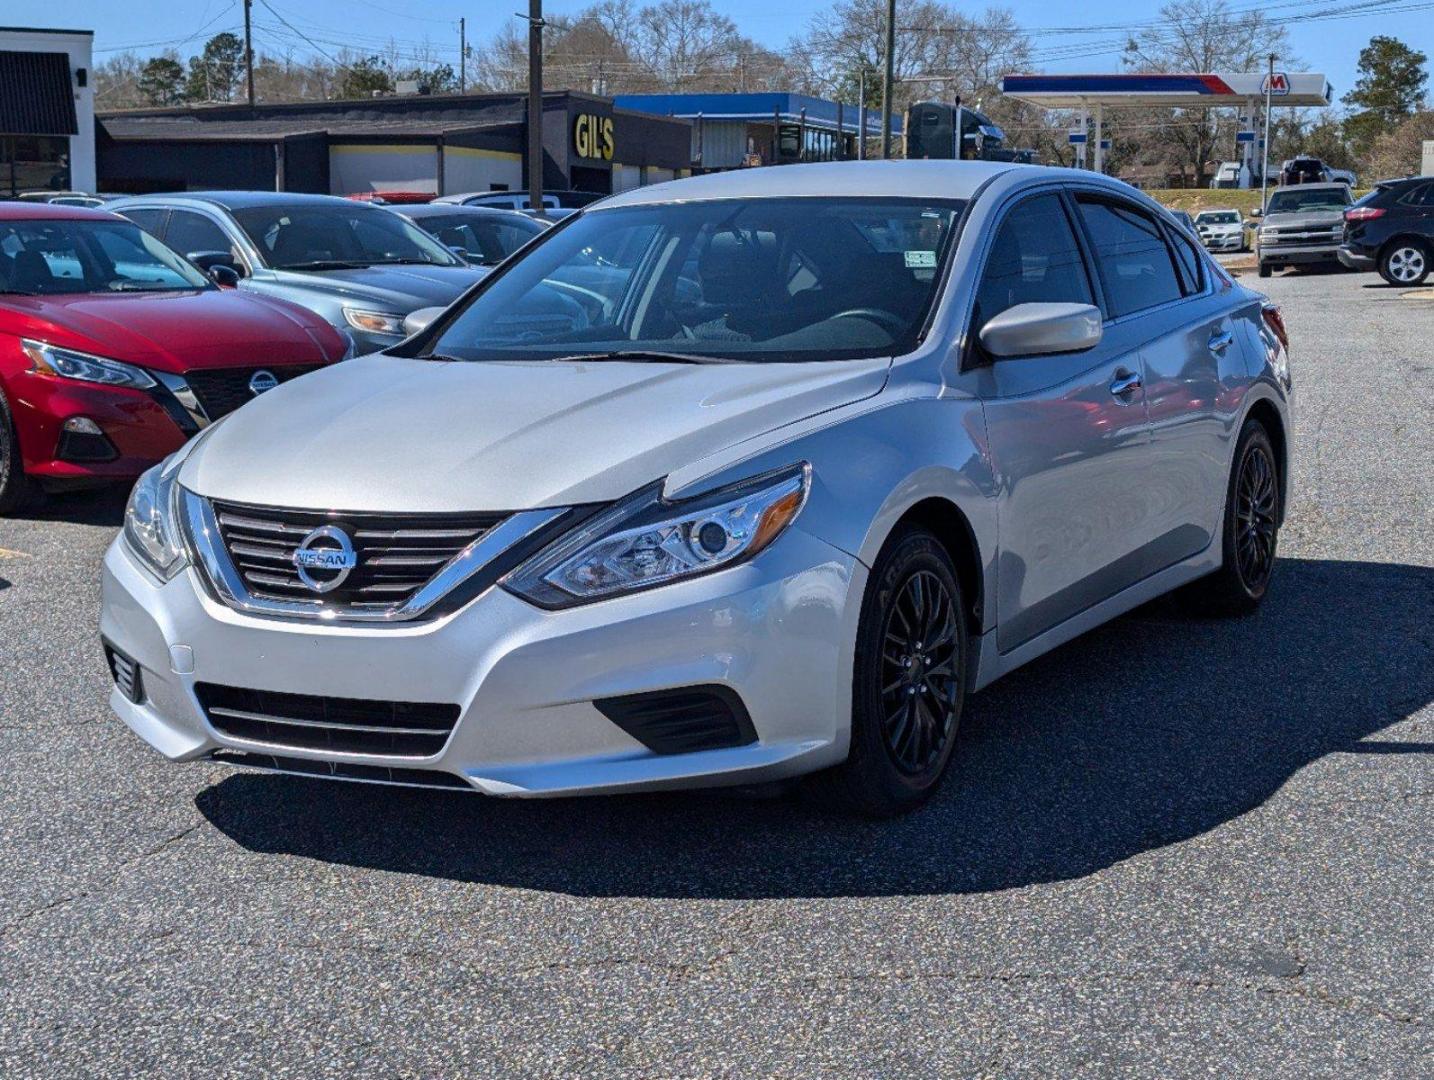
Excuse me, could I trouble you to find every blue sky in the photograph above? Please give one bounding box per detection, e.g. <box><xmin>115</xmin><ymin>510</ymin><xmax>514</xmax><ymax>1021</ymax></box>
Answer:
<box><xmin>14</xmin><ymin>0</ymin><xmax>1434</xmax><ymax>108</ymax></box>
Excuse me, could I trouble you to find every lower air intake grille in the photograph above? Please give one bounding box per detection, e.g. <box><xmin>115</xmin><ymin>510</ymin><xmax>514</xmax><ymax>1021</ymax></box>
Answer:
<box><xmin>195</xmin><ymin>683</ymin><xmax>460</xmax><ymax>757</ymax></box>
<box><xmin>595</xmin><ymin>686</ymin><xmax>757</xmax><ymax>755</ymax></box>
<box><xmin>104</xmin><ymin>643</ymin><xmax>143</xmax><ymax>704</ymax></box>
<box><xmin>185</xmin><ymin>364</ymin><xmax>324</xmax><ymax>421</ymax></box>
<box><xmin>211</xmin><ymin>750</ymin><xmax>473</xmax><ymax>790</ymax></box>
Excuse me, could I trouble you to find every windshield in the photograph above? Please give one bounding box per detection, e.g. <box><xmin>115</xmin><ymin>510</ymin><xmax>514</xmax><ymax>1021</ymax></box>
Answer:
<box><xmin>1198</xmin><ymin>212</ymin><xmax>1240</xmax><ymax>225</ymax></box>
<box><xmin>1266</xmin><ymin>188</ymin><xmax>1350</xmax><ymax>214</ymax></box>
<box><xmin>425</xmin><ymin>197</ymin><xmax>966</xmax><ymax>364</ymax></box>
<box><xmin>0</xmin><ymin>217</ymin><xmax>211</xmax><ymax>295</ymax></box>
<box><xmin>232</xmin><ymin>203</ymin><xmax>464</xmax><ymax>270</ymax></box>
<box><xmin>411</xmin><ymin>212</ymin><xmax>544</xmax><ymax>266</ymax></box>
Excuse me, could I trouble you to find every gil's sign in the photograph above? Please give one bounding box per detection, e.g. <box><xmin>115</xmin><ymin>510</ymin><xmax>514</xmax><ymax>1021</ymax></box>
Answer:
<box><xmin>573</xmin><ymin>113</ymin><xmax>615</xmax><ymax>161</ymax></box>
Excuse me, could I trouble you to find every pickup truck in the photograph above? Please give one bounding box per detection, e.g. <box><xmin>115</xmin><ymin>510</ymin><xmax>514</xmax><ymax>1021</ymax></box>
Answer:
<box><xmin>1255</xmin><ymin>183</ymin><xmax>1353</xmax><ymax>278</ymax></box>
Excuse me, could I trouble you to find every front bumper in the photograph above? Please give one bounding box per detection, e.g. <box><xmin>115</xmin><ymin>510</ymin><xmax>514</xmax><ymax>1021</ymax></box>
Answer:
<box><xmin>1338</xmin><ymin>246</ymin><xmax>1377</xmax><ymax>271</ymax></box>
<box><xmin>1201</xmin><ymin>233</ymin><xmax>1244</xmax><ymax>252</ymax></box>
<box><xmin>1258</xmin><ymin>243</ymin><xmax>1343</xmax><ymax>267</ymax></box>
<box><xmin>8</xmin><ymin>370</ymin><xmax>187</xmax><ymax>484</ymax></box>
<box><xmin>101</xmin><ymin>524</ymin><xmax>863</xmax><ymax>797</ymax></box>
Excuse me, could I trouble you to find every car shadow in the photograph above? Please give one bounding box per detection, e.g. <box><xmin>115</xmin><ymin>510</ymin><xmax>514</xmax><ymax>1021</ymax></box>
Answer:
<box><xmin>17</xmin><ymin>487</ymin><xmax>128</xmax><ymax>528</ymax></box>
<box><xmin>195</xmin><ymin>557</ymin><xmax>1433</xmax><ymax>899</ymax></box>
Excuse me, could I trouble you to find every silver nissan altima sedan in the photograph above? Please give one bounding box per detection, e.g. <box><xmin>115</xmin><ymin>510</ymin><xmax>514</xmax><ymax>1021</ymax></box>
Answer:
<box><xmin>100</xmin><ymin>161</ymin><xmax>1293</xmax><ymax>815</ymax></box>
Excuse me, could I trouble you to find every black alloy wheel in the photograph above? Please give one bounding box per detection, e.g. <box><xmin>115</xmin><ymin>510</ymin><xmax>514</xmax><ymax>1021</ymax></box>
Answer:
<box><xmin>1233</xmin><ymin>437</ymin><xmax>1278</xmax><ymax>593</ymax></box>
<box><xmin>805</xmin><ymin>525</ymin><xmax>969</xmax><ymax>816</ymax></box>
<box><xmin>1182</xmin><ymin>418</ymin><xmax>1281</xmax><ymax>615</ymax></box>
<box><xmin>879</xmin><ymin>569</ymin><xmax>962</xmax><ymax>775</ymax></box>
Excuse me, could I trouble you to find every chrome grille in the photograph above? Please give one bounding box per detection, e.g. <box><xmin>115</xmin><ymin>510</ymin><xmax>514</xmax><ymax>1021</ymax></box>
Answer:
<box><xmin>210</xmin><ymin>501</ymin><xmax>507</xmax><ymax>612</ymax></box>
<box><xmin>195</xmin><ymin>683</ymin><xmax>460</xmax><ymax>757</ymax></box>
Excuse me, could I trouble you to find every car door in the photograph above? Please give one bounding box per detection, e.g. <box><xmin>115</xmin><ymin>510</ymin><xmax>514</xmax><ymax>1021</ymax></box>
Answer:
<box><xmin>971</xmin><ymin>189</ymin><xmax>1156</xmax><ymax>653</ymax></box>
<box><xmin>1128</xmin><ymin>214</ymin><xmax>1240</xmax><ymax>561</ymax></box>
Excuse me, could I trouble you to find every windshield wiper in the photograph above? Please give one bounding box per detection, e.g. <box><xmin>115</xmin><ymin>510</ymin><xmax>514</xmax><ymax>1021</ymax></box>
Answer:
<box><xmin>553</xmin><ymin>350</ymin><xmax>741</xmax><ymax>365</ymax></box>
<box><xmin>281</xmin><ymin>260</ymin><xmax>369</xmax><ymax>271</ymax></box>
<box><xmin>368</xmin><ymin>257</ymin><xmax>438</xmax><ymax>266</ymax></box>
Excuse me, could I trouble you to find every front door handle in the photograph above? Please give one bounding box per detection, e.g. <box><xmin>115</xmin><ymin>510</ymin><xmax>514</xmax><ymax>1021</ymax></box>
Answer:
<box><xmin>1208</xmin><ymin>329</ymin><xmax>1235</xmax><ymax>354</ymax></box>
<box><xmin>1109</xmin><ymin>370</ymin><xmax>1142</xmax><ymax>398</ymax></box>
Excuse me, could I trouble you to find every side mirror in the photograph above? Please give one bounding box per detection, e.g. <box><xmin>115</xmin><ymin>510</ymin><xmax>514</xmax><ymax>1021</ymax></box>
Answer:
<box><xmin>402</xmin><ymin>305</ymin><xmax>446</xmax><ymax>337</ymax></box>
<box><xmin>1249</xmin><ymin>207</ymin><xmax>1263</xmax><ymax>218</ymax></box>
<box><xmin>979</xmin><ymin>303</ymin><xmax>1103</xmax><ymax>359</ymax></box>
<box><xmin>208</xmin><ymin>264</ymin><xmax>240</xmax><ymax>288</ymax></box>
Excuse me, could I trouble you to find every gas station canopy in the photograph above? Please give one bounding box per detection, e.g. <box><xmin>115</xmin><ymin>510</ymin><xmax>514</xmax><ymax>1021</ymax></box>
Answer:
<box><xmin>1001</xmin><ymin>72</ymin><xmax>1333</xmax><ymax>109</ymax></box>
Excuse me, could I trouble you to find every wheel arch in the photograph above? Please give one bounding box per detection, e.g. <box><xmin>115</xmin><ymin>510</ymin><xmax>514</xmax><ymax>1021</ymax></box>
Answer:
<box><xmin>875</xmin><ymin>496</ymin><xmax>986</xmax><ymax>638</ymax></box>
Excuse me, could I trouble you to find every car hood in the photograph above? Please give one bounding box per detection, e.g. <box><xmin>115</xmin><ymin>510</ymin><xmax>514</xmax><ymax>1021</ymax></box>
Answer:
<box><xmin>264</xmin><ymin>263</ymin><xmax>487</xmax><ymax>309</ymax></box>
<box><xmin>1262</xmin><ymin>210</ymin><xmax>1344</xmax><ymax>228</ymax></box>
<box><xmin>1199</xmin><ymin>222</ymin><xmax>1242</xmax><ymax>233</ymax></box>
<box><xmin>1</xmin><ymin>289</ymin><xmax>341</xmax><ymax>372</ymax></box>
<box><xmin>181</xmin><ymin>354</ymin><xmax>890</xmax><ymax>511</ymax></box>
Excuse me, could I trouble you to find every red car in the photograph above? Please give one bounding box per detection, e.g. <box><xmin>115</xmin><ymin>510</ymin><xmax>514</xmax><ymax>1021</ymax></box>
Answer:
<box><xmin>0</xmin><ymin>203</ymin><xmax>349</xmax><ymax>512</ymax></box>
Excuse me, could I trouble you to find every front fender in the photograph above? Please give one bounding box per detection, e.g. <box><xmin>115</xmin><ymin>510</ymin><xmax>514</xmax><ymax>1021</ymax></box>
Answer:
<box><xmin>666</xmin><ymin>390</ymin><xmax>998</xmax><ymax>632</ymax></box>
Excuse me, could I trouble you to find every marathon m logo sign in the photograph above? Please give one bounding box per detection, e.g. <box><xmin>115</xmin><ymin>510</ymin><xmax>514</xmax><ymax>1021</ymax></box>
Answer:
<box><xmin>1263</xmin><ymin>72</ymin><xmax>1290</xmax><ymax>96</ymax></box>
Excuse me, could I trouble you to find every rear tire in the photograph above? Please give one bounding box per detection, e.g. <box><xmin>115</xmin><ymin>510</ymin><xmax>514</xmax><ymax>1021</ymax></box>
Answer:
<box><xmin>1258</xmin><ymin>262</ymin><xmax>1272</xmax><ymax>278</ymax></box>
<box><xmin>0</xmin><ymin>389</ymin><xmax>41</xmax><ymax>516</ymax></box>
<box><xmin>1184</xmin><ymin>419</ymin><xmax>1280</xmax><ymax>615</ymax></box>
<box><xmin>804</xmin><ymin>525</ymin><xmax>969</xmax><ymax>817</ymax></box>
<box><xmin>1379</xmin><ymin>241</ymin><xmax>1430</xmax><ymax>286</ymax></box>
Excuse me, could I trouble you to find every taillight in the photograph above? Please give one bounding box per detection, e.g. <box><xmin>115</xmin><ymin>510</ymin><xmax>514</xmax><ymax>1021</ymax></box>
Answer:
<box><xmin>1261</xmin><ymin>303</ymin><xmax>1289</xmax><ymax>352</ymax></box>
<box><xmin>1344</xmin><ymin>206</ymin><xmax>1386</xmax><ymax>223</ymax></box>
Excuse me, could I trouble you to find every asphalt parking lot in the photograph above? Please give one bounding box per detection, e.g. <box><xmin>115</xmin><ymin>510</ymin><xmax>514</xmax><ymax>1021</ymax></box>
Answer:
<box><xmin>0</xmin><ymin>268</ymin><xmax>1429</xmax><ymax>1077</ymax></box>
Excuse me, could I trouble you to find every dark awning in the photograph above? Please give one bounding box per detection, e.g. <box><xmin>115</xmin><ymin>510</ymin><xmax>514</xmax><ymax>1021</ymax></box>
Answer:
<box><xmin>0</xmin><ymin>50</ymin><xmax>78</xmax><ymax>136</ymax></box>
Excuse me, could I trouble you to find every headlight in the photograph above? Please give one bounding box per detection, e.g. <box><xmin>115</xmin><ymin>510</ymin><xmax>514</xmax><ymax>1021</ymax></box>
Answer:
<box><xmin>342</xmin><ymin>308</ymin><xmax>405</xmax><ymax>336</ymax></box>
<box><xmin>22</xmin><ymin>339</ymin><xmax>156</xmax><ymax>391</ymax></box>
<box><xmin>123</xmin><ymin>459</ymin><xmax>187</xmax><ymax>581</ymax></box>
<box><xmin>503</xmin><ymin>463</ymin><xmax>810</xmax><ymax>608</ymax></box>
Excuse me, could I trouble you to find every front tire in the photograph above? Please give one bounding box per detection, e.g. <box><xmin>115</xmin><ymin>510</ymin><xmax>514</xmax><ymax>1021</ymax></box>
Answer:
<box><xmin>806</xmin><ymin>526</ymin><xmax>969</xmax><ymax>816</ymax></box>
<box><xmin>1379</xmin><ymin>241</ymin><xmax>1430</xmax><ymax>286</ymax></box>
<box><xmin>0</xmin><ymin>389</ymin><xmax>40</xmax><ymax>516</ymax></box>
<box><xmin>1258</xmin><ymin>261</ymin><xmax>1272</xmax><ymax>278</ymax></box>
<box><xmin>1187</xmin><ymin>419</ymin><xmax>1280</xmax><ymax>615</ymax></box>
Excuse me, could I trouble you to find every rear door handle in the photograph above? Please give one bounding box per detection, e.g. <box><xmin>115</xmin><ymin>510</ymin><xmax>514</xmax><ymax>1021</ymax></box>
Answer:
<box><xmin>1109</xmin><ymin>370</ymin><xmax>1142</xmax><ymax>398</ymax></box>
<box><xmin>1208</xmin><ymin>330</ymin><xmax>1234</xmax><ymax>354</ymax></box>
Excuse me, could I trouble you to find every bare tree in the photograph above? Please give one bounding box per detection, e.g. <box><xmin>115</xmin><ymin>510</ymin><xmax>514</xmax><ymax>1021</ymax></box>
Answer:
<box><xmin>1122</xmin><ymin>0</ymin><xmax>1291</xmax><ymax>184</ymax></box>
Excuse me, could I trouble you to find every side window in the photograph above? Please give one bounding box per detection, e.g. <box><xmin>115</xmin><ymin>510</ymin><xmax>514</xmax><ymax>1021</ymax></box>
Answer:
<box><xmin>165</xmin><ymin>210</ymin><xmax>237</xmax><ymax>263</ymax></box>
<box><xmin>1077</xmin><ymin>199</ymin><xmax>1184</xmax><ymax>318</ymax></box>
<box><xmin>117</xmin><ymin>207</ymin><xmax>168</xmax><ymax>236</ymax></box>
<box><xmin>973</xmin><ymin>193</ymin><xmax>1094</xmax><ymax>329</ymax></box>
<box><xmin>1398</xmin><ymin>183</ymin><xmax>1434</xmax><ymax>207</ymax></box>
<box><xmin>1166</xmin><ymin>223</ymin><xmax>1204</xmax><ymax>295</ymax></box>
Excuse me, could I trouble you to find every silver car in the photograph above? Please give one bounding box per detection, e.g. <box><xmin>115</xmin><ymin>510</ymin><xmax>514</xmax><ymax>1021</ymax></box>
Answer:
<box><xmin>100</xmin><ymin>162</ymin><xmax>1293</xmax><ymax>815</ymax></box>
<box><xmin>108</xmin><ymin>192</ymin><xmax>488</xmax><ymax>354</ymax></box>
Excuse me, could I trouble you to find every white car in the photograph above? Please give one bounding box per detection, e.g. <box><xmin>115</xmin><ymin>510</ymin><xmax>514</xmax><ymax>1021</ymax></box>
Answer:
<box><xmin>100</xmin><ymin>161</ymin><xmax>1292</xmax><ymax>815</ymax></box>
<box><xmin>1194</xmin><ymin>209</ymin><xmax>1246</xmax><ymax>253</ymax></box>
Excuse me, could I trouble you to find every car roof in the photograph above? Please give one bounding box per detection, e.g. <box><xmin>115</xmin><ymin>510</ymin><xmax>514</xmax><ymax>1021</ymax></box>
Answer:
<box><xmin>1196</xmin><ymin>208</ymin><xmax>1240</xmax><ymax>214</ymax></box>
<box><xmin>111</xmin><ymin>190</ymin><xmax>371</xmax><ymax>211</ymax></box>
<box><xmin>596</xmin><ymin>160</ymin><xmax>1020</xmax><ymax>209</ymax></box>
<box><xmin>1271</xmin><ymin>182</ymin><xmax>1346</xmax><ymax>191</ymax></box>
<box><xmin>399</xmin><ymin>203</ymin><xmax>537</xmax><ymax>221</ymax></box>
<box><xmin>0</xmin><ymin>201</ymin><xmax>122</xmax><ymax>222</ymax></box>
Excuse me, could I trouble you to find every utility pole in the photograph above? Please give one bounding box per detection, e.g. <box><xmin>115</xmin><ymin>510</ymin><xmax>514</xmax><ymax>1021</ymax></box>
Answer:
<box><xmin>459</xmin><ymin>17</ymin><xmax>466</xmax><ymax>94</ymax></box>
<box><xmin>858</xmin><ymin>69</ymin><xmax>866</xmax><ymax>160</ymax></box>
<box><xmin>526</xmin><ymin>1</ymin><xmax>544</xmax><ymax>214</ymax></box>
<box><xmin>1260</xmin><ymin>52</ymin><xmax>1275</xmax><ymax>209</ymax></box>
<box><xmin>243</xmin><ymin>0</ymin><xmax>255</xmax><ymax>107</ymax></box>
<box><xmin>880</xmin><ymin>0</ymin><xmax>896</xmax><ymax>158</ymax></box>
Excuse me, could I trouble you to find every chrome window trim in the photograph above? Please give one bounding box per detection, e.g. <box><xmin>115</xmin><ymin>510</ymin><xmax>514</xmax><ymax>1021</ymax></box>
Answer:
<box><xmin>179</xmin><ymin>488</ymin><xmax>566</xmax><ymax>624</ymax></box>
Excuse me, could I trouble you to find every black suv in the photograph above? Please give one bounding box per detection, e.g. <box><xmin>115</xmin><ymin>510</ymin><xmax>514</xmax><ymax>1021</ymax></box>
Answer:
<box><xmin>1339</xmin><ymin>176</ymin><xmax>1434</xmax><ymax>286</ymax></box>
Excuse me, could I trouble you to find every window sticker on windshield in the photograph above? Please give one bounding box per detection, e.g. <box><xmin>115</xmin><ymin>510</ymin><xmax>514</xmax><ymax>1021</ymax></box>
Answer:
<box><xmin>904</xmin><ymin>250</ymin><xmax>937</xmax><ymax>268</ymax></box>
